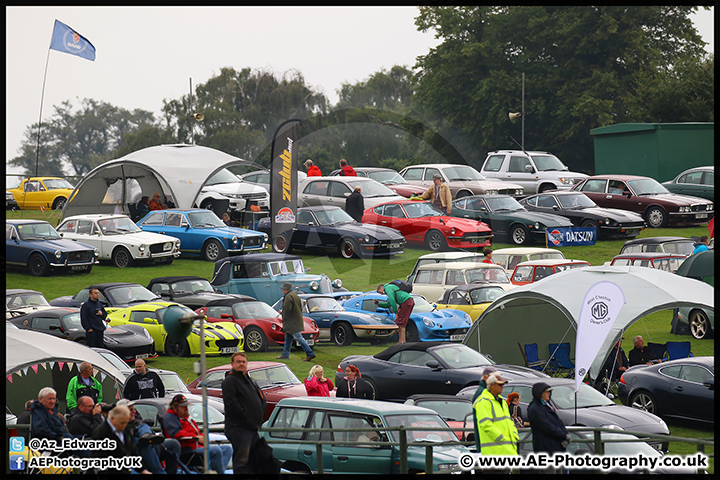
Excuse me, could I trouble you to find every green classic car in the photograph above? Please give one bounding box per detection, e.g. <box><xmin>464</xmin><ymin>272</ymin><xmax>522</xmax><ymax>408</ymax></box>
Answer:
<box><xmin>450</xmin><ymin>194</ymin><xmax>573</xmax><ymax>245</ymax></box>
<box><xmin>261</xmin><ymin>397</ymin><xmax>468</xmax><ymax>474</ymax></box>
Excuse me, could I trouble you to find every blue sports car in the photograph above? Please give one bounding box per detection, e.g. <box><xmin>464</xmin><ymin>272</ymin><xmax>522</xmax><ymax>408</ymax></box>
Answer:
<box><xmin>271</xmin><ymin>293</ymin><xmax>398</xmax><ymax>347</ymax></box>
<box><xmin>6</xmin><ymin>219</ymin><xmax>99</xmax><ymax>276</ymax></box>
<box><xmin>340</xmin><ymin>292</ymin><xmax>473</xmax><ymax>343</ymax></box>
<box><xmin>137</xmin><ymin>208</ymin><xmax>268</xmax><ymax>262</ymax></box>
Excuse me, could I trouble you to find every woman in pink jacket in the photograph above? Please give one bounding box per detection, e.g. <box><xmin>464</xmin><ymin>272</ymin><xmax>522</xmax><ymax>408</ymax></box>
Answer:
<box><xmin>304</xmin><ymin>365</ymin><xmax>334</xmax><ymax>397</ymax></box>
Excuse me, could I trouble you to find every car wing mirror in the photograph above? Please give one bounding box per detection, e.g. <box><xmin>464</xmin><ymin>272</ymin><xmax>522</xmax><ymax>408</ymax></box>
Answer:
<box><xmin>623</xmin><ymin>190</ymin><xmax>632</xmax><ymax>197</ymax></box>
<box><xmin>524</xmin><ymin>165</ymin><xmax>535</xmax><ymax>173</ymax></box>
<box><xmin>220</xmin><ymin>313</ymin><xmax>234</xmax><ymax>319</ymax></box>
<box><xmin>181</xmin><ymin>222</ymin><xmax>189</xmax><ymax>227</ymax></box>
<box><xmin>143</xmin><ymin>317</ymin><xmax>157</xmax><ymax>324</ymax></box>
<box><xmin>552</xmin><ymin>206</ymin><xmax>559</xmax><ymax>210</ymax></box>
<box><xmin>703</xmin><ymin>379</ymin><xmax>714</xmax><ymax>390</ymax></box>
<box><xmin>426</xmin><ymin>360</ymin><xmax>441</xmax><ymax>370</ymax></box>
<box><xmin>307</xmin><ymin>222</ymin><xmax>315</xmax><ymax>227</ymax></box>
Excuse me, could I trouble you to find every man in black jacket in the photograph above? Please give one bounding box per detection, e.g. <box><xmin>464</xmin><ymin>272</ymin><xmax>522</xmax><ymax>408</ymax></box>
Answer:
<box><xmin>90</xmin><ymin>404</ymin><xmax>150</xmax><ymax>474</ymax></box>
<box><xmin>80</xmin><ymin>287</ymin><xmax>107</xmax><ymax>347</ymax></box>
<box><xmin>527</xmin><ymin>382</ymin><xmax>571</xmax><ymax>473</ymax></box>
<box><xmin>222</xmin><ymin>352</ymin><xmax>267</xmax><ymax>474</ymax></box>
<box><xmin>345</xmin><ymin>186</ymin><xmax>365</xmax><ymax>222</ymax></box>
<box><xmin>123</xmin><ymin>359</ymin><xmax>165</xmax><ymax>400</ymax></box>
<box><xmin>67</xmin><ymin>395</ymin><xmax>103</xmax><ymax>437</ymax></box>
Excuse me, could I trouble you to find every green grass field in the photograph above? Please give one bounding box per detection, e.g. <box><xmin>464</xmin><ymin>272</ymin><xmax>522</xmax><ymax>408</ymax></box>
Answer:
<box><xmin>6</xmin><ymin>210</ymin><xmax>713</xmax><ymax>471</ymax></box>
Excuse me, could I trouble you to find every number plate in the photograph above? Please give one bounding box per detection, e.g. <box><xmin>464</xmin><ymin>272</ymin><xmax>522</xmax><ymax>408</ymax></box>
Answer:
<box><xmin>470</xmin><ymin>238</ymin><xmax>481</xmax><ymax>244</ymax></box>
<box><xmin>450</xmin><ymin>334</ymin><xmax>466</xmax><ymax>341</ymax></box>
<box><xmin>221</xmin><ymin>347</ymin><xmax>239</xmax><ymax>354</ymax></box>
<box><xmin>390</xmin><ymin>243</ymin><xmax>401</xmax><ymax>248</ymax></box>
<box><xmin>306</xmin><ymin>339</ymin><xmax>315</xmax><ymax>346</ymax></box>
<box><xmin>71</xmin><ymin>265</ymin><xmax>87</xmax><ymax>271</ymax></box>
<box><xmin>696</xmin><ymin>213</ymin><xmax>708</xmax><ymax>219</ymax></box>
<box><xmin>135</xmin><ymin>353</ymin><xmax>149</xmax><ymax>359</ymax></box>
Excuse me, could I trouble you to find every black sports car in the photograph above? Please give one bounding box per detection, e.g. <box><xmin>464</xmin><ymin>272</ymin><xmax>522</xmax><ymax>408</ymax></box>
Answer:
<box><xmin>335</xmin><ymin>342</ymin><xmax>548</xmax><ymax>402</ymax></box>
<box><xmin>257</xmin><ymin>205</ymin><xmax>405</xmax><ymax>259</ymax></box>
<box><xmin>518</xmin><ymin>191</ymin><xmax>646</xmax><ymax>239</ymax></box>
<box><xmin>146</xmin><ymin>276</ymin><xmax>231</xmax><ymax>310</ymax></box>
<box><xmin>49</xmin><ymin>282</ymin><xmax>160</xmax><ymax>309</ymax></box>
<box><xmin>617</xmin><ymin>356</ymin><xmax>714</xmax><ymax>425</ymax></box>
<box><xmin>9</xmin><ymin>307</ymin><xmax>156</xmax><ymax>362</ymax></box>
<box><xmin>449</xmin><ymin>195</ymin><xmax>573</xmax><ymax>245</ymax></box>
<box><xmin>457</xmin><ymin>377</ymin><xmax>671</xmax><ymax>451</ymax></box>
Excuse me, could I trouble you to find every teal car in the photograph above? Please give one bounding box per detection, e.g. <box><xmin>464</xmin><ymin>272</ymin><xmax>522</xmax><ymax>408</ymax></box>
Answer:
<box><xmin>261</xmin><ymin>397</ymin><xmax>468</xmax><ymax>474</ymax></box>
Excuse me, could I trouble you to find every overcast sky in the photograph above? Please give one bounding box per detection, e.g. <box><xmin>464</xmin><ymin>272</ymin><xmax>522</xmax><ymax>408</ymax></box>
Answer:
<box><xmin>5</xmin><ymin>6</ymin><xmax>714</xmax><ymax>176</ymax></box>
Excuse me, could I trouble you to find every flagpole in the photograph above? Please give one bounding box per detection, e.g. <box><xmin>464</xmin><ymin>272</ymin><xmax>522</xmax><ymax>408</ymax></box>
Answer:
<box><xmin>35</xmin><ymin>47</ymin><xmax>52</xmax><ymax>178</ymax></box>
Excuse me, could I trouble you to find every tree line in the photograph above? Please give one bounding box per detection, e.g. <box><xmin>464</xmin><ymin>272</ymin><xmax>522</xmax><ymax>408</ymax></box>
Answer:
<box><xmin>10</xmin><ymin>6</ymin><xmax>713</xmax><ymax>178</ymax></box>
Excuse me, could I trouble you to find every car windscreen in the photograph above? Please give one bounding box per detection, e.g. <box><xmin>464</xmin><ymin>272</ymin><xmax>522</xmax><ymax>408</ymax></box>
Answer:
<box><xmin>403</xmin><ymin>202</ymin><xmax>444</xmax><ymax>218</ymax></box>
<box><xmin>61</xmin><ymin>312</ymin><xmax>84</xmax><ymax>330</ymax></box>
<box><xmin>188</xmin><ymin>402</ymin><xmax>224</xmax><ymax>425</ymax></box>
<box><xmin>232</xmin><ymin>301</ymin><xmax>280</xmax><ymax>320</ymax></box>
<box><xmin>314</xmin><ymin>208</ymin><xmax>355</xmax><ymax>225</ymax></box>
<box><xmin>16</xmin><ymin>222</ymin><xmax>62</xmax><ymax>240</ymax></box>
<box><xmin>557</xmin><ymin>194</ymin><xmax>596</xmax><ymax>209</ymax></box>
<box><xmin>170</xmin><ymin>279</ymin><xmax>215</xmax><ymax>294</ymax></box>
<box><xmin>105</xmin><ymin>285</ymin><xmax>159</xmax><ymax>305</ymax></box>
<box><xmin>368</xmin><ymin>171</ymin><xmax>407</xmax><ymax>185</ymax></box>
<box><xmin>431</xmin><ymin>344</ymin><xmax>494</xmax><ymax>369</ymax></box>
<box><xmin>7</xmin><ymin>292</ymin><xmax>50</xmax><ymax>308</ymax></box>
<box><xmin>385</xmin><ymin>413</ymin><xmax>457</xmax><ymax>443</ymax></box>
<box><xmin>627</xmin><ymin>178</ymin><xmax>670</xmax><ymax>195</ymax></box>
<box><xmin>442</xmin><ymin>165</ymin><xmax>486</xmax><ymax>181</ymax></box>
<box><xmin>268</xmin><ymin>259</ymin><xmax>306</xmax><ymax>276</ymax></box>
<box><xmin>529</xmin><ymin>155</ymin><xmax>567</xmax><ymax>172</ymax></box>
<box><xmin>98</xmin><ymin>216</ymin><xmax>141</xmax><ymax>234</ymax></box>
<box><xmin>205</xmin><ymin>168</ymin><xmax>240</xmax><ymax>185</ymax></box>
<box><xmin>306</xmin><ymin>297</ymin><xmax>343</xmax><ymax>312</ymax></box>
<box><xmin>469</xmin><ymin>286</ymin><xmax>505</xmax><ymax>304</ymax></box>
<box><xmin>347</xmin><ymin>180</ymin><xmax>398</xmax><ymax>197</ymax></box>
<box><xmin>549</xmin><ymin>384</ymin><xmax>615</xmax><ymax>409</ymax></box>
<box><xmin>465</xmin><ymin>267</ymin><xmax>510</xmax><ymax>284</ymax></box>
<box><xmin>43</xmin><ymin>178</ymin><xmax>74</xmax><ymax>189</ymax></box>
<box><xmin>159</xmin><ymin>372</ymin><xmax>190</xmax><ymax>392</ymax></box>
<box><xmin>484</xmin><ymin>196</ymin><xmax>524</xmax><ymax>212</ymax></box>
<box><xmin>410</xmin><ymin>295</ymin><xmax>434</xmax><ymax>313</ymax></box>
<box><xmin>248</xmin><ymin>365</ymin><xmax>302</xmax><ymax>388</ymax></box>
<box><xmin>187</xmin><ymin>211</ymin><xmax>225</xmax><ymax>228</ymax></box>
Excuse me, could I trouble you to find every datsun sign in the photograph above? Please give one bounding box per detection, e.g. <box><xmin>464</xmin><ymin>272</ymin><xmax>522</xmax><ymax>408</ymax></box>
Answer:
<box><xmin>546</xmin><ymin>227</ymin><xmax>596</xmax><ymax>247</ymax></box>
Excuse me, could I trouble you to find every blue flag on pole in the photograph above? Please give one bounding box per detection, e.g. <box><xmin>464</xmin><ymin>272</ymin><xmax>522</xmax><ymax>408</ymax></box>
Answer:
<box><xmin>49</xmin><ymin>20</ymin><xmax>96</xmax><ymax>61</ymax></box>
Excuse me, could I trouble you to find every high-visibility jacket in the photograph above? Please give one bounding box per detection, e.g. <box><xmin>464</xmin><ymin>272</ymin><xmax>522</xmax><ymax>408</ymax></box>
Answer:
<box><xmin>474</xmin><ymin>388</ymin><xmax>519</xmax><ymax>455</ymax></box>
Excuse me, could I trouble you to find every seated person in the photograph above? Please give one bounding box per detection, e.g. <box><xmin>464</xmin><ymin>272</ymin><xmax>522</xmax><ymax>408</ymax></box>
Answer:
<box><xmin>67</xmin><ymin>395</ymin><xmax>104</xmax><ymax>437</ymax></box>
<box><xmin>600</xmin><ymin>340</ymin><xmax>628</xmax><ymax>381</ymax></box>
<box><xmin>163</xmin><ymin>394</ymin><xmax>232</xmax><ymax>474</ymax></box>
<box><xmin>135</xmin><ymin>196</ymin><xmax>150</xmax><ymax>221</ymax></box>
<box><xmin>149</xmin><ymin>192</ymin><xmax>168</xmax><ymax>211</ymax></box>
<box><xmin>30</xmin><ymin>387</ymin><xmax>74</xmax><ymax>442</ymax></box>
<box><xmin>89</xmin><ymin>405</ymin><xmax>150</xmax><ymax>474</ymax></box>
<box><xmin>628</xmin><ymin>335</ymin><xmax>659</xmax><ymax>366</ymax></box>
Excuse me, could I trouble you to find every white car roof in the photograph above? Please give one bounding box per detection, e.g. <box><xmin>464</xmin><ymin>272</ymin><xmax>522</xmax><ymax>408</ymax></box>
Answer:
<box><xmin>417</xmin><ymin>262</ymin><xmax>505</xmax><ymax>271</ymax></box>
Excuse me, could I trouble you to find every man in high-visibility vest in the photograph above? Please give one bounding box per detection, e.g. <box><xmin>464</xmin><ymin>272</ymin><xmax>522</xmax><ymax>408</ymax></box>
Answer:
<box><xmin>474</xmin><ymin>373</ymin><xmax>519</xmax><ymax>458</ymax></box>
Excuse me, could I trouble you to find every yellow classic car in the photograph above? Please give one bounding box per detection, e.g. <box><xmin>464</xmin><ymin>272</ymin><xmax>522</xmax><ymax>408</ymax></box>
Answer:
<box><xmin>434</xmin><ymin>283</ymin><xmax>507</xmax><ymax>322</ymax></box>
<box><xmin>8</xmin><ymin>177</ymin><xmax>74</xmax><ymax>210</ymax></box>
<box><xmin>107</xmin><ymin>301</ymin><xmax>244</xmax><ymax>357</ymax></box>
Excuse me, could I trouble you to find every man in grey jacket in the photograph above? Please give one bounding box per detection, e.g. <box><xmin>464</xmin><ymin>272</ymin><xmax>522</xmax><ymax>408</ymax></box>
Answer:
<box><xmin>276</xmin><ymin>282</ymin><xmax>316</xmax><ymax>361</ymax></box>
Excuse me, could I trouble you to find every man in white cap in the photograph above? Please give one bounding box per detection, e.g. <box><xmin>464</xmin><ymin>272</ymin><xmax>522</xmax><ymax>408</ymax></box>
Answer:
<box><xmin>471</xmin><ymin>366</ymin><xmax>498</xmax><ymax>452</ymax></box>
<box><xmin>474</xmin><ymin>373</ymin><xmax>519</xmax><ymax>458</ymax></box>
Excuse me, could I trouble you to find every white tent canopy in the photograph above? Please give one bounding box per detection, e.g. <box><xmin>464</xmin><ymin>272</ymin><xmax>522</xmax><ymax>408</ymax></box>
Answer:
<box><xmin>462</xmin><ymin>265</ymin><xmax>714</xmax><ymax>381</ymax></box>
<box><xmin>61</xmin><ymin>144</ymin><xmax>260</xmax><ymax>219</ymax></box>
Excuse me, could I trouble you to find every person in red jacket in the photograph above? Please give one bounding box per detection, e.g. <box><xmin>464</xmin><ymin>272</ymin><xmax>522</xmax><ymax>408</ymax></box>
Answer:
<box><xmin>338</xmin><ymin>159</ymin><xmax>357</xmax><ymax>176</ymax></box>
<box><xmin>304</xmin><ymin>365</ymin><xmax>334</xmax><ymax>396</ymax></box>
<box><xmin>304</xmin><ymin>159</ymin><xmax>322</xmax><ymax>177</ymax></box>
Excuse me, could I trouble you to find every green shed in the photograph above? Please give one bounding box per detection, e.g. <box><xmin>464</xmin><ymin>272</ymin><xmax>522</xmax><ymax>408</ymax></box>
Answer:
<box><xmin>590</xmin><ymin>122</ymin><xmax>714</xmax><ymax>182</ymax></box>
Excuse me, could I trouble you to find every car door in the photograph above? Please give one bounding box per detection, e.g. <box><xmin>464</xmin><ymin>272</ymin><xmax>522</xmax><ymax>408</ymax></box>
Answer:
<box><xmin>292</xmin><ymin>211</ymin><xmax>316</xmax><ymax>248</ymax></box>
<box><xmin>327</xmin><ymin>181</ymin><xmax>352</xmax><ymax>209</ymax></box>
<box><xmin>666</xmin><ymin>364</ymin><xmax>714</xmax><ymax>421</ymax></box>
<box><xmin>6</xmin><ymin>224</ymin><xmax>31</xmax><ymax>265</ymax></box>
<box><xmin>21</xmin><ymin>180</ymin><xmax>44</xmax><ymax>209</ymax></box>
<box><xmin>506</xmin><ymin>155</ymin><xmax>536</xmax><ymax>192</ymax></box>
<box><xmin>299</xmin><ymin>180</ymin><xmax>329</xmax><ymax>207</ymax></box>
<box><xmin>128</xmin><ymin>309</ymin><xmax>166</xmax><ymax>350</ymax></box>
<box><xmin>303</xmin><ymin>298</ymin><xmax>336</xmax><ymax>336</ymax></box>
<box><xmin>673</xmin><ymin>171</ymin><xmax>704</xmax><ymax>197</ymax></box>
<box><xmin>400</xmin><ymin>167</ymin><xmax>425</xmax><ymax>189</ymax></box>
<box><xmin>386</xmin><ymin>350</ymin><xmax>451</xmax><ymax>399</ymax></box>
<box><xmin>576</xmin><ymin>179</ymin><xmax>609</xmax><ymax>206</ymax></box>
<box><xmin>76</xmin><ymin>219</ymin><xmax>108</xmax><ymax>257</ymax></box>
<box><xmin>160</xmin><ymin>212</ymin><xmax>195</xmax><ymax>250</ymax></box>
<box><xmin>267</xmin><ymin>407</ymin><xmax>327</xmax><ymax>472</ymax></box>
<box><xmin>603</xmin><ymin>179</ymin><xmax>638</xmax><ymax>211</ymax></box>
<box><xmin>327</xmin><ymin>412</ymin><xmax>392</xmax><ymax>473</ymax></box>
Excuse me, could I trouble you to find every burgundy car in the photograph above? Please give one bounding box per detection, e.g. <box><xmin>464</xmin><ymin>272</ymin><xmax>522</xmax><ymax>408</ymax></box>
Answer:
<box><xmin>188</xmin><ymin>361</ymin><xmax>316</xmax><ymax>420</ymax></box>
<box><xmin>361</xmin><ymin>200</ymin><xmax>493</xmax><ymax>251</ymax></box>
<box><xmin>571</xmin><ymin>175</ymin><xmax>713</xmax><ymax>228</ymax></box>
<box><xmin>196</xmin><ymin>296</ymin><xmax>319</xmax><ymax>353</ymax></box>
<box><xmin>330</xmin><ymin>167</ymin><xmax>421</xmax><ymax>198</ymax></box>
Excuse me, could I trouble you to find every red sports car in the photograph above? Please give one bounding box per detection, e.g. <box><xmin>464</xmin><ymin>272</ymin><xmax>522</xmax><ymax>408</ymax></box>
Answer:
<box><xmin>361</xmin><ymin>200</ymin><xmax>493</xmax><ymax>251</ymax></box>
<box><xmin>196</xmin><ymin>296</ymin><xmax>319</xmax><ymax>353</ymax></box>
<box><xmin>571</xmin><ymin>174</ymin><xmax>714</xmax><ymax>228</ymax></box>
<box><xmin>188</xmin><ymin>361</ymin><xmax>313</xmax><ymax>420</ymax></box>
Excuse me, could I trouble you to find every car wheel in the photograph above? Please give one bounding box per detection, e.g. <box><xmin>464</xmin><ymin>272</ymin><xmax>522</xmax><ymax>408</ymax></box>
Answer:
<box><xmin>52</xmin><ymin>197</ymin><xmax>66</xmax><ymax>210</ymax></box>
<box><xmin>690</xmin><ymin>309</ymin><xmax>712</xmax><ymax>340</ymax></box>
<box><xmin>538</xmin><ymin>183</ymin><xmax>556</xmax><ymax>193</ymax></box>
<box><xmin>364</xmin><ymin>378</ymin><xmax>378</xmax><ymax>400</ymax></box>
<box><xmin>165</xmin><ymin>337</ymin><xmax>191</xmax><ymax>357</ymax></box>
<box><xmin>244</xmin><ymin>326</ymin><xmax>268</xmax><ymax>352</ymax></box>
<box><xmin>28</xmin><ymin>254</ymin><xmax>50</xmax><ymax>276</ymax></box>
<box><xmin>629</xmin><ymin>391</ymin><xmax>656</xmax><ymax>415</ymax></box>
<box><xmin>406</xmin><ymin>321</ymin><xmax>420</xmax><ymax>342</ymax></box>
<box><xmin>112</xmin><ymin>247</ymin><xmax>133</xmax><ymax>268</ymax></box>
<box><xmin>273</xmin><ymin>233</ymin><xmax>292</xmax><ymax>254</ymax></box>
<box><xmin>425</xmin><ymin>230</ymin><xmax>447</xmax><ymax>252</ymax></box>
<box><xmin>509</xmin><ymin>225</ymin><xmax>529</xmax><ymax>245</ymax></box>
<box><xmin>202</xmin><ymin>239</ymin><xmax>226</xmax><ymax>262</ymax></box>
<box><xmin>456</xmin><ymin>190</ymin><xmax>471</xmax><ymax>199</ymax></box>
<box><xmin>339</xmin><ymin>238</ymin><xmax>358</xmax><ymax>259</ymax></box>
<box><xmin>645</xmin><ymin>206</ymin><xmax>668</xmax><ymax>228</ymax></box>
<box><xmin>200</xmin><ymin>199</ymin><xmax>214</xmax><ymax>212</ymax></box>
<box><xmin>331</xmin><ymin>322</ymin><xmax>354</xmax><ymax>347</ymax></box>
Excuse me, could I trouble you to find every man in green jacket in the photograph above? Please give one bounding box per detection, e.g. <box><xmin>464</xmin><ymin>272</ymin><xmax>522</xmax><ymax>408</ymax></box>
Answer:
<box><xmin>276</xmin><ymin>282</ymin><xmax>316</xmax><ymax>361</ymax></box>
<box><xmin>376</xmin><ymin>282</ymin><xmax>415</xmax><ymax>343</ymax></box>
<box><xmin>66</xmin><ymin>362</ymin><xmax>103</xmax><ymax>412</ymax></box>
<box><xmin>474</xmin><ymin>373</ymin><xmax>519</xmax><ymax>458</ymax></box>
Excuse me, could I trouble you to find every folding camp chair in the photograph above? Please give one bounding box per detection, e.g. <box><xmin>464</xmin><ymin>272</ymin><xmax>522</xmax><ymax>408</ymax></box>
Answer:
<box><xmin>518</xmin><ymin>343</ymin><xmax>555</xmax><ymax>373</ymax></box>
<box><xmin>648</xmin><ymin>342</ymin><xmax>668</xmax><ymax>362</ymax></box>
<box><xmin>548</xmin><ymin>343</ymin><xmax>575</xmax><ymax>378</ymax></box>
<box><xmin>666</xmin><ymin>341</ymin><xmax>694</xmax><ymax>360</ymax></box>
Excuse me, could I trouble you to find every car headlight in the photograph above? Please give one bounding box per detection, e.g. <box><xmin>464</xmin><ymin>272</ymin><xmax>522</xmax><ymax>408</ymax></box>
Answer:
<box><xmin>234</xmin><ymin>324</ymin><xmax>243</xmax><ymax>336</ymax></box>
<box><xmin>422</xmin><ymin>318</ymin><xmax>435</xmax><ymax>327</ymax></box>
<box><xmin>263</xmin><ymin>233</ymin><xmax>269</xmax><ymax>243</ymax></box>
<box><xmin>139</xmin><ymin>244</ymin><xmax>146</xmax><ymax>252</ymax></box>
<box><xmin>516</xmin><ymin>188</ymin><xmax>524</xmax><ymax>195</ymax></box>
<box><xmin>486</xmin><ymin>189</ymin><xmax>498</xmax><ymax>195</ymax></box>
<box><xmin>310</xmin><ymin>320</ymin><xmax>317</xmax><ymax>329</ymax></box>
<box><xmin>332</xmin><ymin>279</ymin><xmax>343</xmax><ymax>289</ymax></box>
<box><xmin>93</xmin><ymin>248</ymin><xmax>100</xmax><ymax>258</ymax></box>
<box><xmin>534</xmin><ymin>222</ymin><xmax>540</xmax><ymax>229</ymax></box>
<box><xmin>309</xmin><ymin>281</ymin><xmax>319</xmax><ymax>291</ymax></box>
<box><xmin>232</xmin><ymin>236</ymin><xmax>239</xmax><ymax>245</ymax></box>
<box><xmin>142</xmin><ymin>328</ymin><xmax>152</xmax><ymax>339</ymax></box>
<box><xmin>54</xmin><ymin>250</ymin><xmax>62</xmax><ymax>259</ymax></box>
<box><xmin>464</xmin><ymin>313</ymin><xmax>472</xmax><ymax>324</ymax></box>
<box><xmin>175</xmin><ymin>240</ymin><xmax>181</xmax><ymax>248</ymax></box>
<box><xmin>559</xmin><ymin>177</ymin><xmax>573</xmax><ymax>185</ymax></box>
<box><xmin>450</xmin><ymin>227</ymin><xmax>456</xmax><ymax>235</ymax></box>
<box><xmin>364</xmin><ymin>234</ymin><xmax>371</xmax><ymax>242</ymax></box>
<box><xmin>707</xmin><ymin>204</ymin><xmax>713</xmax><ymax>211</ymax></box>
<box><xmin>225</xmin><ymin>193</ymin><xmax>243</xmax><ymax>199</ymax></box>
